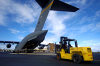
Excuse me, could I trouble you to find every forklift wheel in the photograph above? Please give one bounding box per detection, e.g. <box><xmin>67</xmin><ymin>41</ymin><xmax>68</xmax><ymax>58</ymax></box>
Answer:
<box><xmin>57</xmin><ymin>53</ymin><xmax>61</xmax><ymax>60</ymax></box>
<box><xmin>72</xmin><ymin>54</ymin><xmax>82</xmax><ymax>64</ymax></box>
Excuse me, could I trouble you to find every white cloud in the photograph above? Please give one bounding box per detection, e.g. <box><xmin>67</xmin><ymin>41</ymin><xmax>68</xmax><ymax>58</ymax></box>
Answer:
<box><xmin>67</xmin><ymin>0</ymin><xmax>86</xmax><ymax>5</ymax></box>
<box><xmin>66</xmin><ymin>0</ymin><xmax>94</xmax><ymax>11</ymax></box>
<box><xmin>95</xmin><ymin>10</ymin><xmax>100</xmax><ymax>17</ymax></box>
<box><xmin>29</xmin><ymin>27</ymin><xmax>35</xmax><ymax>32</ymax></box>
<box><xmin>80</xmin><ymin>11</ymin><xmax>100</xmax><ymax>32</ymax></box>
<box><xmin>0</xmin><ymin>14</ymin><xmax>6</xmax><ymax>26</ymax></box>
<box><xmin>9</xmin><ymin>28</ymin><xmax>20</xmax><ymax>34</ymax></box>
<box><xmin>67</xmin><ymin>22</ymin><xmax>100</xmax><ymax>38</ymax></box>
<box><xmin>66</xmin><ymin>10</ymin><xmax>100</xmax><ymax>38</ymax></box>
<box><xmin>92</xmin><ymin>22</ymin><xmax>100</xmax><ymax>31</ymax></box>
<box><xmin>80</xmin><ymin>40</ymin><xmax>100</xmax><ymax>52</ymax></box>
<box><xmin>0</xmin><ymin>0</ymin><xmax>40</xmax><ymax>25</ymax></box>
<box><xmin>79</xmin><ymin>24</ymin><xmax>94</xmax><ymax>33</ymax></box>
<box><xmin>0</xmin><ymin>0</ymin><xmax>8</xmax><ymax>26</ymax></box>
<box><xmin>41</xmin><ymin>36</ymin><xmax>57</xmax><ymax>44</ymax></box>
<box><xmin>47</xmin><ymin>11</ymin><xmax>65</xmax><ymax>36</ymax></box>
<box><xmin>42</xmin><ymin>11</ymin><xmax>77</xmax><ymax>44</ymax></box>
<box><xmin>48</xmin><ymin>11</ymin><xmax>76</xmax><ymax>34</ymax></box>
<box><xmin>18</xmin><ymin>36</ymin><xmax>24</xmax><ymax>40</ymax></box>
<box><xmin>14</xmin><ymin>4</ymin><xmax>35</xmax><ymax>24</ymax></box>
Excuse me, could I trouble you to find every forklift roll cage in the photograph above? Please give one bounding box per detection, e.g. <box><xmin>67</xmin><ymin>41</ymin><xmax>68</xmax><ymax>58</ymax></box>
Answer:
<box><xmin>60</xmin><ymin>37</ymin><xmax>78</xmax><ymax>50</ymax></box>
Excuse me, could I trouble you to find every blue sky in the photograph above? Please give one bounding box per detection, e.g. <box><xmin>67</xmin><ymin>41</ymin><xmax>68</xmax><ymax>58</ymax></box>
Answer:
<box><xmin>0</xmin><ymin>0</ymin><xmax>100</xmax><ymax>52</ymax></box>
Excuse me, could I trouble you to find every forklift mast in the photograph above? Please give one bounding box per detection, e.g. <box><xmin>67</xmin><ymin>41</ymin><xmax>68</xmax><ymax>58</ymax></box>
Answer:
<box><xmin>60</xmin><ymin>37</ymin><xmax>78</xmax><ymax>49</ymax></box>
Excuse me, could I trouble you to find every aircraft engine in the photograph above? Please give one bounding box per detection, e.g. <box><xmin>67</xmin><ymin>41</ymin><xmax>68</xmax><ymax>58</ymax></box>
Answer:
<box><xmin>6</xmin><ymin>44</ymin><xmax>11</xmax><ymax>48</ymax></box>
<box><xmin>38</xmin><ymin>45</ymin><xmax>45</xmax><ymax>49</ymax></box>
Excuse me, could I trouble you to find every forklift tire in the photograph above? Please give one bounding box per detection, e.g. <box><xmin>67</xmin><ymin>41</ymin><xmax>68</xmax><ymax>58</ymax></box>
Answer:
<box><xmin>72</xmin><ymin>54</ymin><xmax>82</xmax><ymax>64</ymax></box>
<box><xmin>57</xmin><ymin>53</ymin><xmax>61</xmax><ymax>60</ymax></box>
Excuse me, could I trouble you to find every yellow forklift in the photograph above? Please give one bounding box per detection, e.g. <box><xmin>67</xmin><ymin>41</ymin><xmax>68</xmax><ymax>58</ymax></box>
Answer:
<box><xmin>56</xmin><ymin>37</ymin><xmax>93</xmax><ymax>63</ymax></box>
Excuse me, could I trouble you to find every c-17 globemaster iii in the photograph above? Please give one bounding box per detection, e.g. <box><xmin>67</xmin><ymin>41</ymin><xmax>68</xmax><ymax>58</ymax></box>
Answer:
<box><xmin>0</xmin><ymin>0</ymin><xmax>79</xmax><ymax>52</ymax></box>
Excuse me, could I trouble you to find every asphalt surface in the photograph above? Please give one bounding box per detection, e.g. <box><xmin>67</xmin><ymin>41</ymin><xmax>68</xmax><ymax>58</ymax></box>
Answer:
<box><xmin>0</xmin><ymin>52</ymin><xmax>100</xmax><ymax>66</ymax></box>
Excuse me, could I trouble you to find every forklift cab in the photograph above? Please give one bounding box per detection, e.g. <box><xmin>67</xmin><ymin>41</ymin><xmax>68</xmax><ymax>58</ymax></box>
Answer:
<box><xmin>60</xmin><ymin>37</ymin><xmax>78</xmax><ymax>53</ymax></box>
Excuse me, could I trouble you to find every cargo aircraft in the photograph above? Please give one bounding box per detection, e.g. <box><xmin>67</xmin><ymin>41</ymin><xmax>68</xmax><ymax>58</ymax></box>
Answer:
<box><xmin>0</xmin><ymin>0</ymin><xmax>79</xmax><ymax>52</ymax></box>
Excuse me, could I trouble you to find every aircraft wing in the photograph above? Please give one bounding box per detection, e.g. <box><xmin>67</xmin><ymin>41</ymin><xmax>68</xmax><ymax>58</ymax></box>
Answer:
<box><xmin>36</xmin><ymin>0</ymin><xmax>79</xmax><ymax>12</ymax></box>
<box><xmin>0</xmin><ymin>41</ymin><xmax>19</xmax><ymax>44</ymax></box>
<box><xmin>0</xmin><ymin>41</ymin><xmax>19</xmax><ymax>48</ymax></box>
<box><xmin>38</xmin><ymin>44</ymin><xmax>48</xmax><ymax>49</ymax></box>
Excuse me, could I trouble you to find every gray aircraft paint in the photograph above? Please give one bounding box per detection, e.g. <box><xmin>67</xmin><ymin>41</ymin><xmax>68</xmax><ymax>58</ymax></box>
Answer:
<box><xmin>35</xmin><ymin>0</ymin><xmax>54</xmax><ymax>32</ymax></box>
<box><xmin>14</xmin><ymin>0</ymin><xmax>79</xmax><ymax>52</ymax></box>
<box><xmin>14</xmin><ymin>0</ymin><xmax>54</xmax><ymax>51</ymax></box>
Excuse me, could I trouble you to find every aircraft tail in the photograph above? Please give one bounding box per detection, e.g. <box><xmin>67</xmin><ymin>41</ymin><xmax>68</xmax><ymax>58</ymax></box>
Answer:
<box><xmin>36</xmin><ymin>0</ymin><xmax>79</xmax><ymax>12</ymax></box>
<box><xmin>34</xmin><ymin>0</ymin><xmax>54</xmax><ymax>32</ymax></box>
<box><xmin>35</xmin><ymin>0</ymin><xmax>79</xmax><ymax>32</ymax></box>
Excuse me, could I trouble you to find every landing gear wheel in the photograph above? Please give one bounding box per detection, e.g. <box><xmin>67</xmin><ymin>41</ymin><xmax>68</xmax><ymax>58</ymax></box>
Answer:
<box><xmin>72</xmin><ymin>54</ymin><xmax>82</xmax><ymax>64</ymax></box>
<box><xmin>57</xmin><ymin>53</ymin><xmax>61</xmax><ymax>60</ymax></box>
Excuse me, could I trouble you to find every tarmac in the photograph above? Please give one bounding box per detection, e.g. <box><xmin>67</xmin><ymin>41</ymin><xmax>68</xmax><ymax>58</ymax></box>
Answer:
<box><xmin>0</xmin><ymin>52</ymin><xmax>100</xmax><ymax>66</ymax></box>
